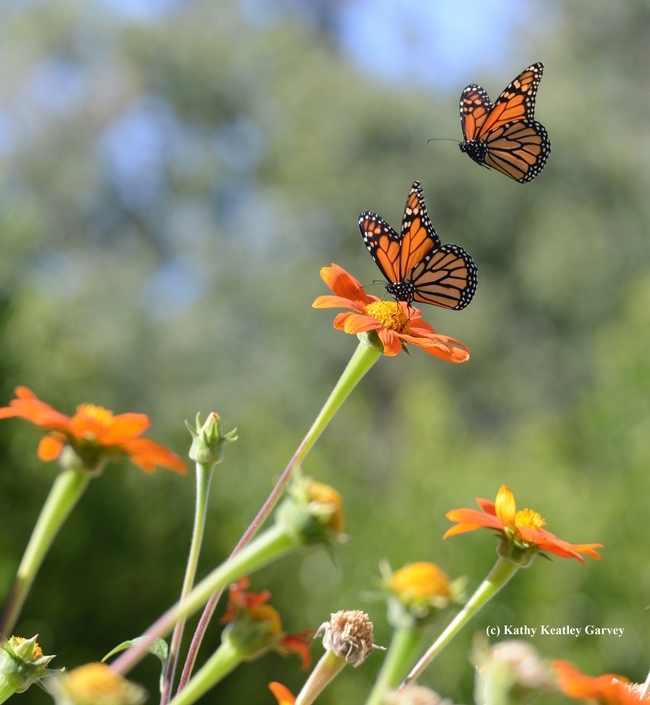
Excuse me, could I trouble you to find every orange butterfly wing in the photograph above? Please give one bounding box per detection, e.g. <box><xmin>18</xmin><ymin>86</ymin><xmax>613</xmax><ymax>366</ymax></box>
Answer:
<box><xmin>410</xmin><ymin>245</ymin><xmax>478</xmax><ymax>310</ymax></box>
<box><xmin>359</xmin><ymin>182</ymin><xmax>477</xmax><ymax>310</ymax></box>
<box><xmin>478</xmin><ymin>63</ymin><xmax>544</xmax><ymax>135</ymax></box>
<box><xmin>483</xmin><ymin>120</ymin><xmax>550</xmax><ymax>183</ymax></box>
<box><xmin>458</xmin><ymin>63</ymin><xmax>550</xmax><ymax>183</ymax></box>
<box><xmin>460</xmin><ymin>85</ymin><xmax>492</xmax><ymax>141</ymax></box>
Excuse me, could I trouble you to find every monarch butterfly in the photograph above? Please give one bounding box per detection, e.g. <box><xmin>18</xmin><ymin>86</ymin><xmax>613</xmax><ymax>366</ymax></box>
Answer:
<box><xmin>459</xmin><ymin>62</ymin><xmax>551</xmax><ymax>183</ymax></box>
<box><xmin>359</xmin><ymin>181</ymin><xmax>477</xmax><ymax>310</ymax></box>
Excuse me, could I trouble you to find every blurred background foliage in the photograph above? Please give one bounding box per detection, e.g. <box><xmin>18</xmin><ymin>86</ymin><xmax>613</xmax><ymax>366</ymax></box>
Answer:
<box><xmin>0</xmin><ymin>0</ymin><xmax>649</xmax><ymax>702</ymax></box>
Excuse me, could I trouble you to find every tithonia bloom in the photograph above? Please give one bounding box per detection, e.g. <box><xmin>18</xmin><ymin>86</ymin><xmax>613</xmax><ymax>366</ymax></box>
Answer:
<box><xmin>222</xmin><ymin>578</ymin><xmax>312</xmax><ymax>669</ymax></box>
<box><xmin>312</xmin><ymin>264</ymin><xmax>470</xmax><ymax>362</ymax></box>
<box><xmin>0</xmin><ymin>387</ymin><xmax>186</xmax><ymax>475</ymax></box>
<box><xmin>269</xmin><ymin>682</ymin><xmax>296</xmax><ymax>705</ymax></box>
<box><xmin>444</xmin><ymin>486</ymin><xmax>602</xmax><ymax>565</ymax></box>
<box><xmin>554</xmin><ymin>660</ymin><xmax>650</xmax><ymax>704</ymax></box>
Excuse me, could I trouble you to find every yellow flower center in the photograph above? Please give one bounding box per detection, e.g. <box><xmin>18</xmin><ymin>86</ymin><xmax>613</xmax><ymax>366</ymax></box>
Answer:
<box><xmin>390</xmin><ymin>562</ymin><xmax>451</xmax><ymax>600</ymax></box>
<box><xmin>307</xmin><ymin>480</ymin><xmax>346</xmax><ymax>533</ymax></box>
<box><xmin>250</xmin><ymin>604</ymin><xmax>283</xmax><ymax>637</ymax></box>
<box><xmin>10</xmin><ymin>636</ymin><xmax>43</xmax><ymax>659</ymax></box>
<box><xmin>364</xmin><ymin>301</ymin><xmax>410</xmax><ymax>333</ymax></box>
<box><xmin>514</xmin><ymin>508</ymin><xmax>546</xmax><ymax>531</ymax></box>
<box><xmin>75</xmin><ymin>404</ymin><xmax>115</xmax><ymax>427</ymax></box>
<box><xmin>64</xmin><ymin>663</ymin><xmax>145</xmax><ymax>705</ymax></box>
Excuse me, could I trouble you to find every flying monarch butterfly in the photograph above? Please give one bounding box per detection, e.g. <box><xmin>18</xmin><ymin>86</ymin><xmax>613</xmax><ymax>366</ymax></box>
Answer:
<box><xmin>459</xmin><ymin>62</ymin><xmax>551</xmax><ymax>183</ymax></box>
<box><xmin>359</xmin><ymin>181</ymin><xmax>477</xmax><ymax>310</ymax></box>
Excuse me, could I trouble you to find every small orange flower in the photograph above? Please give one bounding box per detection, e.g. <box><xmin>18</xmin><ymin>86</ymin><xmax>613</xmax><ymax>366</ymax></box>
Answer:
<box><xmin>269</xmin><ymin>682</ymin><xmax>296</xmax><ymax>705</ymax></box>
<box><xmin>0</xmin><ymin>386</ymin><xmax>186</xmax><ymax>474</ymax></box>
<box><xmin>444</xmin><ymin>486</ymin><xmax>602</xmax><ymax>565</ymax></box>
<box><xmin>312</xmin><ymin>264</ymin><xmax>470</xmax><ymax>362</ymax></box>
<box><xmin>554</xmin><ymin>660</ymin><xmax>650</xmax><ymax>704</ymax></box>
<box><xmin>223</xmin><ymin>578</ymin><xmax>313</xmax><ymax>669</ymax></box>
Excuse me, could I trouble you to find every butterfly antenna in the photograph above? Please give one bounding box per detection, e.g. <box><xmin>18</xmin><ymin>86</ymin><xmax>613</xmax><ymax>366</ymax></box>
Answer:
<box><xmin>427</xmin><ymin>137</ymin><xmax>461</xmax><ymax>145</ymax></box>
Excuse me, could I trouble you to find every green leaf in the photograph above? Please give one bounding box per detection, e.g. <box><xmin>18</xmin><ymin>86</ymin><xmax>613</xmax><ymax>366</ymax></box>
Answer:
<box><xmin>103</xmin><ymin>637</ymin><xmax>169</xmax><ymax>666</ymax></box>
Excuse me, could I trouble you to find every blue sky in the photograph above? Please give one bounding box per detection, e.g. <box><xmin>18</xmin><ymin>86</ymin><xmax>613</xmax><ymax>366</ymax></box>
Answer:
<box><xmin>96</xmin><ymin>0</ymin><xmax>547</xmax><ymax>89</ymax></box>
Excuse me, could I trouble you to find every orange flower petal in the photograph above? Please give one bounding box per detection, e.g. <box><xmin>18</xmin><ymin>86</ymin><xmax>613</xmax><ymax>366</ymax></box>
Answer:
<box><xmin>334</xmin><ymin>311</ymin><xmax>380</xmax><ymax>335</ymax></box>
<box><xmin>120</xmin><ymin>438</ymin><xmax>187</xmax><ymax>474</ymax></box>
<box><xmin>319</xmin><ymin>264</ymin><xmax>373</xmax><ymax>304</ymax></box>
<box><xmin>279</xmin><ymin>630</ymin><xmax>314</xmax><ymax>670</ymax></box>
<box><xmin>95</xmin><ymin>413</ymin><xmax>151</xmax><ymax>444</ymax></box>
<box><xmin>553</xmin><ymin>660</ymin><xmax>638</xmax><ymax>704</ymax></box>
<box><xmin>0</xmin><ymin>387</ymin><xmax>73</xmax><ymax>432</ymax></box>
<box><xmin>446</xmin><ymin>508</ymin><xmax>501</xmax><ymax>528</ymax></box>
<box><xmin>37</xmin><ymin>435</ymin><xmax>64</xmax><ymax>462</ymax></box>
<box><xmin>476</xmin><ymin>499</ymin><xmax>496</xmax><ymax>515</ymax></box>
<box><xmin>312</xmin><ymin>294</ymin><xmax>367</xmax><ymax>311</ymax></box>
<box><xmin>443</xmin><ymin>522</ymin><xmax>487</xmax><ymax>538</ymax></box>
<box><xmin>405</xmin><ymin>337</ymin><xmax>470</xmax><ymax>363</ymax></box>
<box><xmin>269</xmin><ymin>682</ymin><xmax>296</xmax><ymax>705</ymax></box>
<box><xmin>377</xmin><ymin>328</ymin><xmax>402</xmax><ymax>356</ymax></box>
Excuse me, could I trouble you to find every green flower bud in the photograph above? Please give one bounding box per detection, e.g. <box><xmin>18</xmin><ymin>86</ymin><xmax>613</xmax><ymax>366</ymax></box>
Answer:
<box><xmin>0</xmin><ymin>635</ymin><xmax>58</xmax><ymax>699</ymax></box>
<box><xmin>275</xmin><ymin>476</ymin><xmax>346</xmax><ymax>548</ymax></box>
<box><xmin>186</xmin><ymin>412</ymin><xmax>237</xmax><ymax>465</ymax></box>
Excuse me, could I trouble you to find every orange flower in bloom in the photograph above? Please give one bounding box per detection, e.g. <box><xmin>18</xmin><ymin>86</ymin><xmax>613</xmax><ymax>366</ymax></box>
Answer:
<box><xmin>554</xmin><ymin>660</ymin><xmax>650</xmax><ymax>704</ymax></box>
<box><xmin>0</xmin><ymin>387</ymin><xmax>186</xmax><ymax>474</ymax></box>
<box><xmin>312</xmin><ymin>264</ymin><xmax>470</xmax><ymax>362</ymax></box>
<box><xmin>223</xmin><ymin>578</ymin><xmax>313</xmax><ymax>669</ymax></box>
<box><xmin>269</xmin><ymin>682</ymin><xmax>296</xmax><ymax>705</ymax></box>
<box><xmin>444</xmin><ymin>486</ymin><xmax>602</xmax><ymax>565</ymax></box>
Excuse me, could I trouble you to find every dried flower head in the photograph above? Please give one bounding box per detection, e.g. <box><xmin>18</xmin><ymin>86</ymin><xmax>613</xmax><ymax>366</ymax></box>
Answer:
<box><xmin>316</xmin><ymin>610</ymin><xmax>378</xmax><ymax>667</ymax></box>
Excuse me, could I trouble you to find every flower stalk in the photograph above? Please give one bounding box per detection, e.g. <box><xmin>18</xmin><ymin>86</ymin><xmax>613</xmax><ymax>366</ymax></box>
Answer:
<box><xmin>295</xmin><ymin>649</ymin><xmax>347</xmax><ymax>705</ymax></box>
<box><xmin>0</xmin><ymin>469</ymin><xmax>90</xmax><ymax>637</ymax></box>
<box><xmin>400</xmin><ymin>557</ymin><xmax>519</xmax><ymax>688</ymax></box>
<box><xmin>110</xmin><ymin>523</ymin><xmax>295</xmax><ymax>675</ymax></box>
<box><xmin>111</xmin><ymin>478</ymin><xmax>346</xmax><ymax>676</ymax></box>
<box><xmin>175</xmin><ymin>341</ymin><xmax>379</xmax><ymax>688</ymax></box>
<box><xmin>167</xmin><ymin>640</ymin><xmax>241</xmax><ymax>705</ymax></box>
<box><xmin>160</xmin><ymin>462</ymin><xmax>215</xmax><ymax>705</ymax></box>
<box><xmin>365</xmin><ymin>628</ymin><xmax>421</xmax><ymax>705</ymax></box>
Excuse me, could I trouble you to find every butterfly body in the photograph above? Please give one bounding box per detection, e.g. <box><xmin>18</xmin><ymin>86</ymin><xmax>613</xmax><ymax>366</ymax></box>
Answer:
<box><xmin>458</xmin><ymin>63</ymin><xmax>551</xmax><ymax>183</ymax></box>
<box><xmin>359</xmin><ymin>182</ymin><xmax>477</xmax><ymax>310</ymax></box>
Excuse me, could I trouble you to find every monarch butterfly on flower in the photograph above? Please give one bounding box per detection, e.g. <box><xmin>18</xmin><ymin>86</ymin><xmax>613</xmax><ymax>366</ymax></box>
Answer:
<box><xmin>458</xmin><ymin>62</ymin><xmax>551</xmax><ymax>182</ymax></box>
<box><xmin>358</xmin><ymin>181</ymin><xmax>477</xmax><ymax>310</ymax></box>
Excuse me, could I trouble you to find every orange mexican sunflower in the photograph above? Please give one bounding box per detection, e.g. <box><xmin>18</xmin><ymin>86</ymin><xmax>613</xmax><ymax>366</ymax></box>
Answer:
<box><xmin>554</xmin><ymin>660</ymin><xmax>650</xmax><ymax>704</ymax></box>
<box><xmin>312</xmin><ymin>264</ymin><xmax>469</xmax><ymax>362</ymax></box>
<box><xmin>222</xmin><ymin>578</ymin><xmax>313</xmax><ymax>669</ymax></box>
<box><xmin>0</xmin><ymin>386</ymin><xmax>186</xmax><ymax>475</ymax></box>
<box><xmin>444</xmin><ymin>486</ymin><xmax>602</xmax><ymax>565</ymax></box>
<box><xmin>269</xmin><ymin>682</ymin><xmax>296</xmax><ymax>705</ymax></box>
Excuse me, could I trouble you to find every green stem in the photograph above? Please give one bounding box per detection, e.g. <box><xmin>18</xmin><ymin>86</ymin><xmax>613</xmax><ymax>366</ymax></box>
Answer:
<box><xmin>161</xmin><ymin>462</ymin><xmax>215</xmax><ymax>705</ymax></box>
<box><xmin>0</xmin><ymin>469</ymin><xmax>90</xmax><ymax>637</ymax></box>
<box><xmin>174</xmin><ymin>340</ymin><xmax>381</xmax><ymax>688</ymax></box>
<box><xmin>0</xmin><ymin>676</ymin><xmax>16</xmax><ymax>704</ymax></box>
<box><xmin>295</xmin><ymin>650</ymin><xmax>347</xmax><ymax>705</ymax></box>
<box><xmin>166</xmin><ymin>640</ymin><xmax>242</xmax><ymax>705</ymax></box>
<box><xmin>232</xmin><ymin>340</ymin><xmax>381</xmax><ymax>550</ymax></box>
<box><xmin>400</xmin><ymin>558</ymin><xmax>519</xmax><ymax>689</ymax></box>
<box><xmin>365</xmin><ymin>629</ymin><xmax>421</xmax><ymax>705</ymax></box>
<box><xmin>110</xmin><ymin>524</ymin><xmax>295</xmax><ymax>675</ymax></box>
